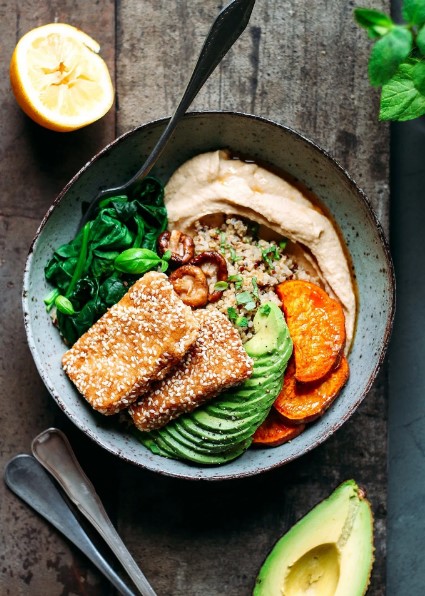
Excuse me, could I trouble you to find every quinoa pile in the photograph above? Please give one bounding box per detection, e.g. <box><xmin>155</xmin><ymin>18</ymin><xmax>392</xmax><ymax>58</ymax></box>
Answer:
<box><xmin>193</xmin><ymin>217</ymin><xmax>318</xmax><ymax>342</ymax></box>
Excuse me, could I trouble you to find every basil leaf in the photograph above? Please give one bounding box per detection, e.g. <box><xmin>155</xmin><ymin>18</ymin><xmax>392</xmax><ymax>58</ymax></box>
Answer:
<box><xmin>380</xmin><ymin>60</ymin><xmax>425</xmax><ymax>120</ymax></box>
<box><xmin>114</xmin><ymin>248</ymin><xmax>162</xmax><ymax>274</ymax></box>
<box><xmin>403</xmin><ymin>0</ymin><xmax>425</xmax><ymax>26</ymax></box>
<box><xmin>368</xmin><ymin>27</ymin><xmax>413</xmax><ymax>86</ymax></box>
<box><xmin>354</xmin><ymin>7</ymin><xmax>394</xmax><ymax>38</ymax></box>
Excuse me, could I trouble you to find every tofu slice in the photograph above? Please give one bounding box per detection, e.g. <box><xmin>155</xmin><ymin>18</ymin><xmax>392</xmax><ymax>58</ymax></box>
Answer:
<box><xmin>129</xmin><ymin>309</ymin><xmax>253</xmax><ymax>431</ymax></box>
<box><xmin>62</xmin><ymin>271</ymin><xmax>200</xmax><ymax>415</ymax></box>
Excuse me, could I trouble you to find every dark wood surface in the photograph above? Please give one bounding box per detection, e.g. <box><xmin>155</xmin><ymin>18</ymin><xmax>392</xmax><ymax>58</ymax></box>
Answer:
<box><xmin>0</xmin><ymin>1</ymin><xmax>389</xmax><ymax>594</ymax></box>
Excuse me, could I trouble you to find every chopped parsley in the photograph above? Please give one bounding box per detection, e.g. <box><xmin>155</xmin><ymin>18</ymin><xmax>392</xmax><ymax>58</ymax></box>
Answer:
<box><xmin>214</xmin><ymin>281</ymin><xmax>229</xmax><ymax>291</ymax></box>
<box><xmin>259</xmin><ymin>303</ymin><xmax>271</xmax><ymax>316</ymax></box>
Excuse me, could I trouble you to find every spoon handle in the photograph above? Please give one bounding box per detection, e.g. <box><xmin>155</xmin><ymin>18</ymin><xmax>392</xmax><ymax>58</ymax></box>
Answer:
<box><xmin>31</xmin><ymin>428</ymin><xmax>156</xmax><ymax>596</ymax></box>
<box><xmin>4</xmin><ymin>454</ymin><xmax>136</xmax><ymax>596</ymax></box>
<box><xmin>124</xmin><ymin>0</ymin><xmax>256</xmax><ymax>188</ymax></box>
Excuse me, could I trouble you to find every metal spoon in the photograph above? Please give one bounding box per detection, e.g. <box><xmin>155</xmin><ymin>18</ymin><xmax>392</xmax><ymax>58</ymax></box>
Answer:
<box><xmin>80</xmin><ymin>0</ymin><xmax>256</xmax><ymax>227</ymax></box>
<box><xmin>4</xmin><ymin>454</ymin><xmax>136</xmax><ymax>596</ymax></box>
<box><xmin>31</xmin><ymin>428</ymin><xmax>156</xmax><ymax>596</ymax></box>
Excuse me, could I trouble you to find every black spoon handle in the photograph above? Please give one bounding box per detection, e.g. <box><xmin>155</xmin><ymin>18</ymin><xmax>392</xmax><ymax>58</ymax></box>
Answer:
<box><xmin>4</xmin><ymin>454</ymin><xmax>136</xmax><ymax>596</ymax></box>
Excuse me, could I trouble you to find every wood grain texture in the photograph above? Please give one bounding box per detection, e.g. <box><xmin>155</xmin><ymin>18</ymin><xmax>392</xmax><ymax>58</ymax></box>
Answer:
<box><xmin>0</xmin><ymin>0</ymin><xmax>389</xmax><ymax>594</ymax></box>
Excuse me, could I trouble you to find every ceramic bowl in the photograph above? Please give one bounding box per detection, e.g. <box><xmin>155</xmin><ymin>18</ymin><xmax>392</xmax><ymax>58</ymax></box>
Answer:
<box><xmin>23</xmin><ymin>112</ymin><xmax>395</xmax><ymax>480</ymax></box>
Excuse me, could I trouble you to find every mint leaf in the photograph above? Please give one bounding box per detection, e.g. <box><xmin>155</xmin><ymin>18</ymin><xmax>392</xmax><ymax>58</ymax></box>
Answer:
<box><xmin>368</xmin><ymin>26</ymin><xmax>413</xmax><ymax>86</ymax></box>
<box><xmin>380</xmin><ymin>60</ymin><xmax>425</xmax><ymax>120</ymax></box>
<box><xmin>403</xmin><ymin>0</ymin><xmax>425</xmax><ymax>26</ymax></box>
<box><xmin>412</xmin><ymin>61</ymin><xmax>425</xmax><ymax>94</ymax></box>
<box><xmin>417</xmin><ymin>24</ymin><xmax>425</xmax><ymax>55</ymax></box>
<box><xmin>354</xmin><ymin>7</ymin><xmax>394</xmax><ymax>38</ymax></box>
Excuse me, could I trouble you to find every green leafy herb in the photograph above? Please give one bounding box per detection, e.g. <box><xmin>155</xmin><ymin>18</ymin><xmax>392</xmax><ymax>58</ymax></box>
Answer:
<box><xmin>355</xmin><ymin>1</ymin><xmax>425</xmax><ymax>120</ymax></box>
<box><xmin>55</xmin><ymin>295</ymin><xmax>76</xmax><ymax>315</ymax></box>
<box><xmin>279</xmin><ymin>239</ymin><xmax>288</xmax><ymax>251</ymax></box>
<box><xmin>261</xmin><ymin>245</ymin><xmax>280</xmax><ymax>268</ymax></box>
<box><xmin>236</xmin><ymin>291</ymin><xmax>255</xmax><ymax>305</ymax></box>
<box><xmin>235</xmin><ymin>316</ymin><xmax>249</xmax><ymax>328</ymax></box>
<box><xmin>227</xmin><ymin>306</ymin><xmax>238</xmax><ymax>322</ymax></box>
<box><xmin>44</xmin><ymin>288</ymin><xmax>60</xmax><ymax>312</ymax></box>
<box><xmin>259</xmin><ymin>303</ymin><xmax>271</xmax><ymax>316</ymax></box>
<box><xmin>251</xmin><ymin>277</ymin><xmax>259</xmax><ymax>299</ymax></box>
<box><xmin>228</xmin><ymin>274</ymin><xmax>243</xmax><ymax>289</ymax></box>
<box><xmin>44</xmin><ymin>176</ymin><xmax>167</xmax><ymax>345</ymax></box>
<box><xmin>228</xmin><ymin>246</ymin><xmax>243</xmax><ymax>263</ymax></box>
<box><xmin>214</xmin><ymin>281</ymin><xmax>229</xmax><ymax>291</ymax></box>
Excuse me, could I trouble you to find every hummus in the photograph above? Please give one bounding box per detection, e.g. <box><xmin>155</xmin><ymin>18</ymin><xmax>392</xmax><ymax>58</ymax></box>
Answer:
<box><xmin>164</xmin><ymin>150</ymin><xmax>356</xmax><ymax>348</ymax></box>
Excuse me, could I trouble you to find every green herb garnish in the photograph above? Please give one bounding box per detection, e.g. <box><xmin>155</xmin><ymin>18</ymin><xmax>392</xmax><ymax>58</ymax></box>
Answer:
<box><xmin>259</xmin><ymin>303</ymin><xmax>271</xmax><ymax>316</ymax></box>
<box><xmin>228</xmin><ymin>274</ymin><xmax>243</xmax><ymax>289</ymax></box>
<box><xmin>261</xmin><ymin>245</ymin><xmax>280</xmax><ymax>268</ymax></box>
<box><xmin>214</xmin><ymin>281</ymin><xmax>229</xmax><ymax>291</ymax></box>
<box><xmin>235</xmin><ymin>316</ymin><xmax>249</xmax><ymax>328</ymax></box>
<box><xmin>355</xmin><ymin>2</ymin><xmax>425</xmax><ymax>120</ymax></box>
<box><xmin>251</xmin><ymin>277</ymin><xmax>259</xmax><ymax>299</ymax></box>
<box><xmin>279</xmin><ymin>239</ymin><xmax>288</xmax><ymax>251</ymax></box>
<box><xmin>236</xmin><ymin>291</ymin><xmax>255</xmax><ymax>305</ymax></box>
<box><xmin>227</xmin><ymin>306</ymin><xmax>238</xmax><ymax>322</ymax></box>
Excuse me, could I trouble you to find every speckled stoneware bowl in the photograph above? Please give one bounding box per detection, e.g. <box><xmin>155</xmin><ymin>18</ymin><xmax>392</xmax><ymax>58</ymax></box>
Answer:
<box><xmin>23</xmin><ymin>112</ymin><xmax>395</xmax><ymax>480</ymax></box>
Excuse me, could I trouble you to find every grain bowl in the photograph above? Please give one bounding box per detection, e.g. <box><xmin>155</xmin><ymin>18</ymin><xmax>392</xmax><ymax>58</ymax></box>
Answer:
<box><xmin>23</xmin><ymin>111</ymin><xmax>394</xmax><ymax>480</ymax></box>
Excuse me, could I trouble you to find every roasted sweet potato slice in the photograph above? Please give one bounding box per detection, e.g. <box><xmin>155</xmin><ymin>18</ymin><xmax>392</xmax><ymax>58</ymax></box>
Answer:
<box><xmin>274</xmin><ymin>355</ymin><xmax>350</xmax><ymax>424</ymax></box>
<box><xmin>276</xmin><ymin>280</ymin><xmax>346</xmax><ymax>383</ymax></box>
<box><xmin>252</xmin><ymin>409</ymin><xmax>305</xmax><ymax>447</ymax></box>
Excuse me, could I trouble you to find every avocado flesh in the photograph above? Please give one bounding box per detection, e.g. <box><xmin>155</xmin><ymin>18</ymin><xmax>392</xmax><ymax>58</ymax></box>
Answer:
<box><xmin>139</xmin><ymin>302</ymin><xmax>293</xmax><ymax>465</ymax></box>
<box><xmin>253</xmin><ymin>480</ymin><xmax>374</xmax><ymax>596</ymax></box>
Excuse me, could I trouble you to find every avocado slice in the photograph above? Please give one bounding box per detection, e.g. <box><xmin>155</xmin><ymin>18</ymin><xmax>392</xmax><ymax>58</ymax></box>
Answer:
<box><xmin>253</xmin><ymin>480</ymin><xmax>374</xmax><ymax>596</ymax></box>
<box><xmin>139</xmin><ymin>302</ymin><xmax>293</xmax><ymax>464</ymax></box>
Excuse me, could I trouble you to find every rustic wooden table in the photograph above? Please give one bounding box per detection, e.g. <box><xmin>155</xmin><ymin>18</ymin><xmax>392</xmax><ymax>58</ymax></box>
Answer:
<box><xmin>0</xmin><ymin>1</ymin><xmax>389</xmax><ymax>594</ymax></box>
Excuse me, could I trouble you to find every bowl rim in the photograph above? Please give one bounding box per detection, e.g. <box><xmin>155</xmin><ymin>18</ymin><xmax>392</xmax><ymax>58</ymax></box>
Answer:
<box><xmin>22</xmin><ymin>110</ymin><xmax>396</xmax><ymax>480</ymax></box>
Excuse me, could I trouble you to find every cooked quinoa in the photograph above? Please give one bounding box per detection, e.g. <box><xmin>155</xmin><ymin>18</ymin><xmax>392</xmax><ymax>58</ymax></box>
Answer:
<box><xmin>193</xmin><ymin>217</ymin><xmax>318</xmax><ymax>342</ymax></box>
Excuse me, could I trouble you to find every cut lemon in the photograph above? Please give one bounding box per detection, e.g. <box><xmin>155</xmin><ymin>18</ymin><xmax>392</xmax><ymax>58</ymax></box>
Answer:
<box><xmin>10</xmin><ymin>23</ymin><xmax>114</xmax><ymax>132</ymax></box>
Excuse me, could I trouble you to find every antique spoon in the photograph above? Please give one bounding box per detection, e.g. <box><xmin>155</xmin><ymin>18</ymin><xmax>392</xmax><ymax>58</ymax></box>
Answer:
<box><xmin>31</xmin><ymin>428</ymin><xmax>156</xmax><ymax>596</ymax></box>
<box><xmin>4</xmin><ymin>454</ymin><xmax>136</xmax><ymax>596</ymax></box>
<box><xmin>80</xmin><ymin>0</ymin><xmax>256</xmax><ymax>227</ymax></box>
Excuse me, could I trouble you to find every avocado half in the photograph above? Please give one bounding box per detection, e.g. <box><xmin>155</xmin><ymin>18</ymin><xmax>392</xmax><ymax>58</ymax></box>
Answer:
<box><xmin>254</xmin><ymin>480</ymin><xmax>374</xmax><ymax>596</ymax></box>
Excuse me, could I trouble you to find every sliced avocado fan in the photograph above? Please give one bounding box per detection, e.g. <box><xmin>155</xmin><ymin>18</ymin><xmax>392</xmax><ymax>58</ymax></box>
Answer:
<box><xmin>254</xmin><ymin>480</ymin><xmax>374</xmax><ymax>596</ymax></box>
<box><xmin>138</xmin><ymin>302</ymin><xmax>293</xmax><ymax>465</ymax></box>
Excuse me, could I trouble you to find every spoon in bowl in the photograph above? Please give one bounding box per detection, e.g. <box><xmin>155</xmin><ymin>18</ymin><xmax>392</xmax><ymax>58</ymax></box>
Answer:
<box><xmin>80</xmin><ymin>0</ymin><xmax>256</xmax><ymax>227</ymax></box>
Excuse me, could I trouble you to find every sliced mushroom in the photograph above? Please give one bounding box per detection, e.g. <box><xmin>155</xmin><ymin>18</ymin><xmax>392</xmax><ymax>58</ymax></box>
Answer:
<box><xmin>157</xmin><ymin>230</ymin><xmax>194</xmax><ymax>265</ymax></box>
<box><xmin>169</xmin><ymin>265</ymin><xmax>209</xmax><ymax>308</ymax></box>
<box><xmin>190</xmin><ymin>251</ymin><xmax>228</xmax><ymax>303</ymax></box>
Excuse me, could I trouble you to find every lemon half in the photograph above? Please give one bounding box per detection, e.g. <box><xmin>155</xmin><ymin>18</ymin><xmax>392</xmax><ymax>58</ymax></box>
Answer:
<box><xmin>10</xmin><ymin>23</ymin><xmax>114</xmax><ymax>132</ymax></box>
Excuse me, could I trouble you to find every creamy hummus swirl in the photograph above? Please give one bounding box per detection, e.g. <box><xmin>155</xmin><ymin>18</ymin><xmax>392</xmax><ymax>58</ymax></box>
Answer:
<box><xmin>165</xmin><ymin>150</ymin><xmax>356</xmax><ymax>348</ymax></box>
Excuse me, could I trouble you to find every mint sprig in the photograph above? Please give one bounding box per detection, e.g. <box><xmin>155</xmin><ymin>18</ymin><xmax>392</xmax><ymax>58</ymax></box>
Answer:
<box><xmin>355</xmin><ymin>1</ymin><xmax>425</xmax><ymax>121</ymax></box>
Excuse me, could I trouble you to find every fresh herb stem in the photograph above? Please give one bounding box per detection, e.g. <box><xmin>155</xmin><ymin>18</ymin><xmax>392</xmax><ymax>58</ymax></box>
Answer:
<box><xmin>65</xmin><ymin>222</ymin><xmax>91</xmax><ymax>298</ymax></box>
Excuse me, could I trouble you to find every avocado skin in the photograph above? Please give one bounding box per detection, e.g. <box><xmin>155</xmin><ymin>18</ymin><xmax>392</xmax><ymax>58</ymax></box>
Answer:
<box><xmin>139</xmin><ymin>302</ymin><xmax>293</xmax><ymax>465</ymax></box>
<box><xmin>253</xmin><ymin>480</ymin><xmax>374</xmax><ymax>596</ymax></box>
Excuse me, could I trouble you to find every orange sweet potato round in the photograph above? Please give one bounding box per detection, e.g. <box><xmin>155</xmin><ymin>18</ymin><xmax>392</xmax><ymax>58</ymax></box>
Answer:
<box><xmin>274</xmin><ymin>355</ymin><xmax>350</xmax><ymax>424</ymax></box>
<box><xmin>252</xmin><ymin>409</ymin><xmax>305</xmax><ymax>447</ymax></box>
<box><xmin>276</xmin><ymin>280</ymin><xmax>346</xmax><ymax>383</ymax></box>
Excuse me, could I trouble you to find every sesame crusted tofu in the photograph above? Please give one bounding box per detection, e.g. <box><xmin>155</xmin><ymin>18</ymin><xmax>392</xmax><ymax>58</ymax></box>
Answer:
<box><xmin>129</xmin><ymin>309</ymin><xmax>253</xmax><ymax>431</ymax></box>
<box><xmin>62</xmin><ymin>272</ymin><xmax>200</xmax><ymax>415</ymax></box>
